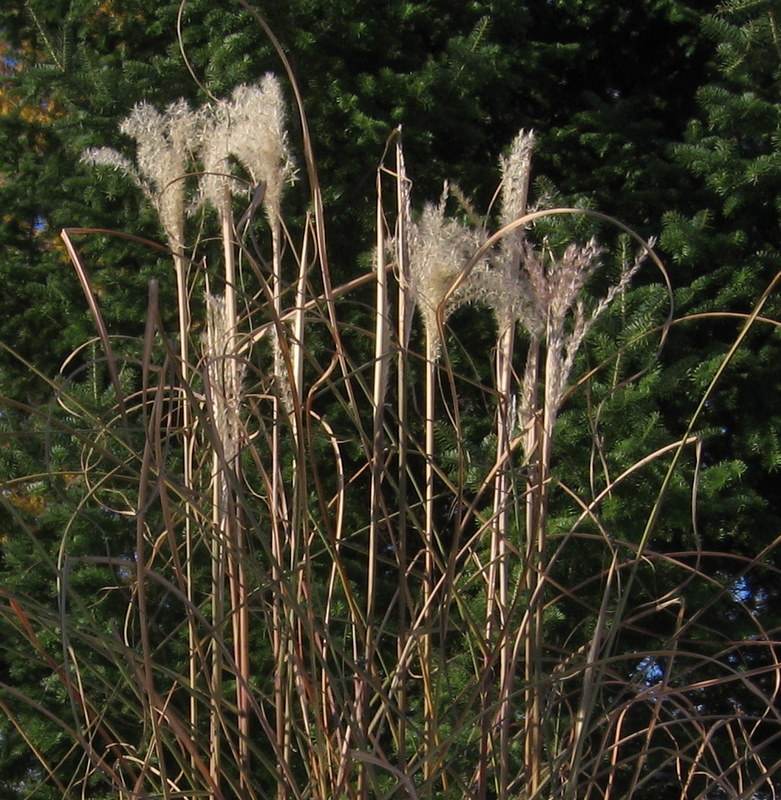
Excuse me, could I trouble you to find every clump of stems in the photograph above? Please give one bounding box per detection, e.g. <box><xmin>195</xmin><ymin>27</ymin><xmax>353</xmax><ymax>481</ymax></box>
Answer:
<box><xmin>3</xmin><ymin>43</ymin><xmax>779</xmax><ymax>800</ymax></box>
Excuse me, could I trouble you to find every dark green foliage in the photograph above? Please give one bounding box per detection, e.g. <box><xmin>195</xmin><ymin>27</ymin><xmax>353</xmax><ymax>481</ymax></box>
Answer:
<box><xmin>660</xmin><ymin>0</ymin><xmax>781</xmax><ymax>551</ymax></box>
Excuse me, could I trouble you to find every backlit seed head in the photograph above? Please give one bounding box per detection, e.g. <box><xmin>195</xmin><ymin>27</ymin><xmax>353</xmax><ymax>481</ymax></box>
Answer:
<box><xmin>82</xmin><ymin>99</ymin><xmax>198</xmax><ymax>249</ymax></box>
<box><xmin>408</xmin><ymin>184</ymin><xmax>488</xmax><ymax>355</ymax></box>
<box><xmin>197</xmin><ymin>74</ymin><xmax>296</xmax><ymax>221</ymax></box>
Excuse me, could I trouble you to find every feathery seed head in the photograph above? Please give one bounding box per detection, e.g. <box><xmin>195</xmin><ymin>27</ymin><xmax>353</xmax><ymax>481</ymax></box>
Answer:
<box><xmin>542</xmin><ymin>237</ymin><xmax>603</xmax><ymax>328</ymax></box>
<box><xmin>120</xmin><ymin>99</ymin><xmax>197</xmax><ymax>246</ymax></box>
<box><xmin>523</xmin><ymin>235</ymin><xmax>648</xmax><ymax>416</ymax></box>
<box><xmin>197</xmin><ymin>100</ymin><xmax>234</xmax><ymax>211</ymax></box>
<box><xmin>500</xmin><ymin>129</ymin><xmax>535</xmax><ymax>231</ymax></box>
<box><xmin>408</xmin><ymin>184</ymin><xmax>488</xmax><ymax>354</ymax></box>
<box><xmin>197</xmin><ymin>74</ymin><xmax>295</xmax><ymax>221</ymax></box>
<box><xmin>83</xmin><ymin>98</ymin><xmax>198</xmax><ymax>248</ymax></box>
<box><xmin>485</xmin><ymin>129</ymin><xmax>538</xmax><ymax>333</ymax></box>
<box><xmin>229</xmin><ymin>75</ymin><xmax>295</xmax><ymax>223</ymax></box>
<box><xmin>401</xmin><ymin>127</ymin><xmax>645</xmax><ymax>409</ymax></box>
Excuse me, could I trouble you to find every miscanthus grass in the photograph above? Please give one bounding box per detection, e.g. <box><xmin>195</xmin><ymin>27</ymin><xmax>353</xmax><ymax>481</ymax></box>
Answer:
<box><xmin>2</xmin><ymin>18</ymin><xmax>781</xmax><ymax>800</ymax></box>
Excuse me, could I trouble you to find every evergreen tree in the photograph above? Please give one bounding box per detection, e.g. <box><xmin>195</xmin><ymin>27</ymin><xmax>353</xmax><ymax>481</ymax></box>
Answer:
<box><xmin>651</xmin><ymin>1</ymin><xmax>781</xmax><ymax>782</ymax></box>
<box><xmin>661</xmin><ymin>0</ymin><xmax>781</xmax><ymax>558</ymax></box>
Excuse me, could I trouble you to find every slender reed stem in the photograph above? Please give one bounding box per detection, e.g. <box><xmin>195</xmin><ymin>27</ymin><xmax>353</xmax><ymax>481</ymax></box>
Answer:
<box><xmin>522</xmin><ymin>334</ymin><xmax>542</xmax><ymax>799</ymax></box>
<box><xmin>493</xmin><ymin>320</ymin><xmax>514</xmax><ymax>800</ymax></box>
<box><xmin>172</xmin><ymin>236</ymin><xmax>200</xmax><ymax>782</ymax></box>
<box><xmin>422</xmin><ymin>330</ymin><xmax>437</xmax><ymax>797</ymax></box>
<box><xmin>394</xmin><ymin>133</ymin><xmax>413</xmax><ymax>774</ymax></box>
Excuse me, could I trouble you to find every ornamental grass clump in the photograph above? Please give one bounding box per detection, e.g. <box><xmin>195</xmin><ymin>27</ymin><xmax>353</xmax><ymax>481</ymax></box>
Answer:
<box><xmin>76</xmin><ymin>70</ymin><xmax>299</xmax><ymax>799</ymax></box>
<box><xmin>3</xmin><ymin>14</ymin><xmax>781</xmax><ymax>800</ymax></box>
<box><xmin>402</xmin><ymin>125</ymin><xmax>654</xmax><ymax>798</ymax></box>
